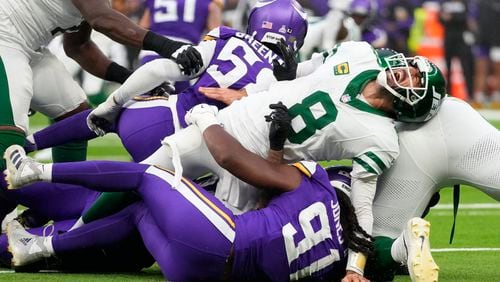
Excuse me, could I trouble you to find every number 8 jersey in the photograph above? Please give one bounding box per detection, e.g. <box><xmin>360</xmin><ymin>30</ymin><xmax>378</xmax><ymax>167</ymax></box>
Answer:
<box><xmin>232</xmin><ymin>161</ymin><xmax>347</xmax><ymax>281</ymax></box>
<box><xmin>216</xmin><ymin>41</ymin><xmax>399</xmax><ymax>213</ymax></box>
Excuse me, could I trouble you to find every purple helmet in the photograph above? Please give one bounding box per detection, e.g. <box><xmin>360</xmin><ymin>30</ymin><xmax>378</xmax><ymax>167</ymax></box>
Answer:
<box><xmin>325</xmin><ymin>166</ymin><xmax>352</xmax><ymax>197</ymax></box>
<box><xmin>246</xmin><ymin>0</ymin><xmax>308</xmax><ymax>52</ymax></box>
<box><xmin>350</xmin><ymin>0</ymin><xmax>373</xmax><ymax>16</ymax></box>
<box><xmin>349</xmin><ymin>0</ymin><xmax>377</xmax><ymax>27</ymax></box>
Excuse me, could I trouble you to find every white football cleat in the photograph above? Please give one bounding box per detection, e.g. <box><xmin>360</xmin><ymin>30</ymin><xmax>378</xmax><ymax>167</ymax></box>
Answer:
<box><xmin>404</xmin><ymin>217</ymin><xmax>439</xmax><ymax>282</ymax></box>
<box><xmin>3</xmin><ymin>145</ymin><xmax>43</xmax><ymax>189</ymax></box>
<box><xmin>7</xmin><ymin>220</ymin><xmax>51</xmax><ymax>267</ymax></box>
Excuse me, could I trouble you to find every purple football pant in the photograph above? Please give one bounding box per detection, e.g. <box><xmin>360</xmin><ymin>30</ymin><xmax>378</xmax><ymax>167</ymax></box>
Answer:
<box><xmin>51</xmin><ymin>161</ymin><xmax>234</xmax><ymax>281</ymax></box>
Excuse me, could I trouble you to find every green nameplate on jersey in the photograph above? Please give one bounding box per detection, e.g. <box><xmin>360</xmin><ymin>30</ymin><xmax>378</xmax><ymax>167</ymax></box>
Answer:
<box><xmin>334</xmin><ymin>62</ymin><xmax>350</xmax><ymax>75</ymax></box>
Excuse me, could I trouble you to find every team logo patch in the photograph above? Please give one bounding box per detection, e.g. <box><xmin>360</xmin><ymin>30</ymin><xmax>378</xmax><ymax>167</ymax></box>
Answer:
<box><xmin>334</xmin><ymin>62</ymin><xmax>350</xmax><ymax>75</ymax></box>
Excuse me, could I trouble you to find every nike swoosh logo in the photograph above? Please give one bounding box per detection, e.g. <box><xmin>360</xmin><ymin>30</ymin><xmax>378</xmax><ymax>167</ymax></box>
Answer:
<box><xmin>419</xmin><ymin>236</ymin><xmax>425</xmax><ymax>251</ymax></box>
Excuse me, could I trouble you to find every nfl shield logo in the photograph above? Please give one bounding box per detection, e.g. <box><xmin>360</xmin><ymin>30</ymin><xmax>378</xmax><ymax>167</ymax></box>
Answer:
<box><xmin>334</xmin><ymin>62</ymin><xmax>350</xmax><ymax>75</ymax></box>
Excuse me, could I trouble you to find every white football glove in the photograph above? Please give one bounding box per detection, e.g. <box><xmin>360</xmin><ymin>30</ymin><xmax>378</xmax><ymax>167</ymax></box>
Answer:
<box><xmin>184</xmin><ymin>104</ymin><xmax>219</xmax><ymax>133</ymax></box>
<box><xmin>86</xmin><ymin>94</ymin><xmax>122</xmax><ymax>136</ymax></box>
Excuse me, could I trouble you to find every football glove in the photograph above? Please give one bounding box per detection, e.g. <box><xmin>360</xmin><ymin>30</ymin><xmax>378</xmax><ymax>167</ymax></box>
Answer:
<box><xmin>171</xmin><ymin>45</ymin><xmax>203</xmax><ymax>76</ymax></box>
<box><xmin>86</xmin><ymin>94</ymin><xmax>121</xmax><ymax>136</ymax></box>
<box><xmin>265</xmin><ymin>101</ymin><xmax>291</xmax><ymax>151</ymax></box>
<box><xmin>272</xmin><ymin>39</ymin><xmax>297</xmax><ymax>81</ymax></box>
<box><xmin>148</xmin><ymin>81</ymin><xmax>176</xmax><ymax>97</ymax></box>
<box><xmin>184</xmin><ymin>104</ymin><xmax>219</xmax><ymax>133</ymax></box>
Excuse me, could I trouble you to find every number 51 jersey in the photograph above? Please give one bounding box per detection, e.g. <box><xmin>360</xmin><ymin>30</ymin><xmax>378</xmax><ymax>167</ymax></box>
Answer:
<box><xmin>232</xmin><ymin>161</ymin><xmax>347</xmax><ymax>281</ymax></box>
<box><xmin>176</xmin><ymin>26</ymin><xmax>280</xmax><ymax>127</ymax></box>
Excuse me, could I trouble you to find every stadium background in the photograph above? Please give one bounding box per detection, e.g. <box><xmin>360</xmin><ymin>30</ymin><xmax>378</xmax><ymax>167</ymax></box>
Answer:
<box><xmin>2</xmin><ymin>0</ymin><xmax>499</xmax><ymax>281</ymax></box>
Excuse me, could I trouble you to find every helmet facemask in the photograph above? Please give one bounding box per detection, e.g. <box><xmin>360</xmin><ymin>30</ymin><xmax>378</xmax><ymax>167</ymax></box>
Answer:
<box><xmin>377</xmin><ymin>53</ymin><xmax>432</xmax><ymax>106</ymax></box>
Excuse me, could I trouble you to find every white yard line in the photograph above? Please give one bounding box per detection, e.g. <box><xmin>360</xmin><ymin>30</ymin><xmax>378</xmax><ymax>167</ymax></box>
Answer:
<box><xmin>432</xmin><ymin>248</ymin><xmax>500</xmax><ymax>252</ymax></box>
<box><xmin>434</xmin><ymin>203</ymin><xmax>500</xmax><ymax>209</ymax></box>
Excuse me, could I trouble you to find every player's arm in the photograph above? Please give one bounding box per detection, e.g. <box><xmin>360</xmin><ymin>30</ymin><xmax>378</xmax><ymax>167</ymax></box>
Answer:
<box><xmin>63</xmin><ymin>22</ymin><xmax>132</xmax><ymax>84</ymax></box>
<box><xmin>186</xmin><ymin>104</ymin><xmax>300</xmax><ymax>192</ymax></box>
<box><xmin>296</xmin><ymin>51</ymin><xmax>329</xmax><ymax>77</ymax></box>
<box><xmin>86</xmin><ymin>41</ymin><xmax>215</xmax><ymax>136</ymax></box>
<box><xmin>138</xmin><ymin>9</ymin><xmax>151</xmax><ymax>29</ymax></box>
<box><xmin>345</xmin><ymin>174</ymin><xmax>378</xmax><ymax>275</ymax></box>
<box><xmin>71</xmin><ymin>0</ymin><xmax>203</xmax><ymax>75</ymax></box>
<box><xmin>206</xmin><ymin>0</ymin><xmax>224</xmax><ymax>31</ymax></box>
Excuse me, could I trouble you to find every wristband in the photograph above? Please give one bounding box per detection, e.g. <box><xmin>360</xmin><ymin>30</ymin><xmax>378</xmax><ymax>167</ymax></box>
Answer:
<box><xmin>143</xmin><ymin>31</ymin><xmax>184</xmax><ymax>59</ymax></box>
<box><xmin>105</xmin><ymin>62</ymin><xmax>132</xmax><ymax>84</ymax></box>
<box><xmin>346</xmin><ymin>249</ymin><xmax>367</xmax><ymax>275</ymax></box>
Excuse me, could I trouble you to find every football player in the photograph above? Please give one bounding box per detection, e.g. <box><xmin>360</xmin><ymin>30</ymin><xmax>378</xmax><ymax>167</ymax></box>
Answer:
<box><xmin>139</xmin><ymin>0</ymin><xmax>224</xmax><ymax>92</ymax></box>
<box><xmin>4</xmin><ymin>104</ymin><xmax>374</xmax><ymax>281</ymax></box>
<box><xmin>119</xmin><ymin>42</ymin><xmax>446</xmax><ymax>277</ymax></box>
<box><xmin>3</xmin><ymin>0</ymin><xmax>308</xmax><ymax>232</ymax></box>
<box><xmin>0</xmin><ymin>0</ymin><xmax>202</xmax><ymax>174</ymax></box>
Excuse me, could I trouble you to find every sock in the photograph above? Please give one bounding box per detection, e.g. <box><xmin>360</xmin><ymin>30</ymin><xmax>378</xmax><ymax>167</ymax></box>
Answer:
<box><xmin>391</xmin><ymin>233</ymin><xmax>407</xmax><ymax>263</ymax></box>
<box><xmin>87</xmin><ymin>91</ymin><xmax>108</xmax><ymax>108</ymax></box>
<box><xmin>52</xmin><ymin>140</ymin><xmax>88</xmax><ymax>163</ymax></box>
<box><xmin>364</xmin><ymin>236</ymin><xmax>399</xmax><ymax>281</ymax></box>
<box><xmin>82</xmin><ymin>192</ymin><xmax>140</xmax><ymax>224</ymax></box>
<box><xmin>0</xmin><ymin>130</ymin><xmax>25</xmax><ymax>171</ymax></box>
<box><xmin>40</xmin><ymin>163</ymin><xmax>53</xmax><ymax>182</ymax></box>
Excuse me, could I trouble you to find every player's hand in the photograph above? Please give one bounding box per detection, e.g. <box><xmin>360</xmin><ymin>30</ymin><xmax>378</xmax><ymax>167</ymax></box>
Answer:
<box><xmin>86</xmin><ymin>95</ymin><xmax>121</xmax><ymax>136</ymax></box>
<box><xmin>184</xmin><ymin>104</ymin><xmax>219</xmax><ymax>132</ymax></box>
<box><xmin>198</xmin><ymin>87</ymin><xmax>247</xmax><ymax>105</ymax></box>
<box><xmin>171</xmin><ymin>45</ymin><xmax>203</xmax><ymax>76</ymax></box>
<box><xmin>341</xmin><ymin>271</ymin><xmax>370</xmax><ymax>282</ymax></box>
<box><xmin>265</xmin><ymin>102</ymin><xmax>291</xmax><ymax>151</ymax></box>
<box><xmin>148</xmin><ymin>81</ymin><xmax>176</xmax><ymax>97</ymax></box>
<box><xmin>272</xmin><ymin>39</ymin><xmax>297</xmax><ymax>81</ymax></box>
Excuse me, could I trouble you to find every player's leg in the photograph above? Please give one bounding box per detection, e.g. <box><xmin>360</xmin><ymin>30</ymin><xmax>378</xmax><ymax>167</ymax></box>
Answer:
<box><xmin>0</xmin><ymin>45</ymin><xmax>33</xmax><ymax>220</ymax></box>
<box><xmin>5</xmin><ymin>182</ymin><xmax>100</xmax><ymax>223</ymax></box>
<box><xmin>130</xmin><ymin>169</ymin><xmax>234</xmax><ymax>281</ymax></box>
<box><xmin>7</xmin><ymin>203</ymin><xmax>142</xmax><ymax>267</ymax></box>
<box><xmin>0</xmin><ymin>46</ymin><xmax>31</xmax><ymax>171</ymax></box>
<box><xmin>26</xmin><ymin>109</ymin><xmax>99</xmax><ymax>153</ymax></box>
<box><xmin>30</xmin><ymin>48</ymin><xmax>89</xmax><ymax>162</ymax></box>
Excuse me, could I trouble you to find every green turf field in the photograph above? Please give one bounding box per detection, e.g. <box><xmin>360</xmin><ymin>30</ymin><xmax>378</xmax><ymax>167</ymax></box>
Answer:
<box><xmin>0</xmin><ymin>114</ymin><xmax>498</xmax><ymax>281</ymax></box>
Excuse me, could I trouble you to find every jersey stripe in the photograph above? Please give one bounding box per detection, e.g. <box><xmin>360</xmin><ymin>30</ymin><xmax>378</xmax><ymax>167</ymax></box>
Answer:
<box><xmin>365</xmin><ymin>152</ymin><xmax>387</xmax><ymax>171</ymax></box>
<box><xmin>146</xmin><ymin>166</ymin><xmax>236</xmax><ymax>241</ymax></box>
<box><xmin>292</xmin><ymin>162</ymin><xmax>312</xmax><ymax>177</ymax></box>
<box><xmin>354</xmin><ymin>152</ymin><xmax>387</xmax><ymax>175</ymax></box>
<box><xmin>353</xmin><ymin>157</ymin><xmax>377</xmax><ymax>174</ymax></box>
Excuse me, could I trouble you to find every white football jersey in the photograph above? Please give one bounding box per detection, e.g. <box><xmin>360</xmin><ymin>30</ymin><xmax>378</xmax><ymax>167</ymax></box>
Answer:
<box><xmin>0</xmin><ymin>0</ymin><xmax>83</xmax><ymax>51</ymax></box>
<box><xmin>216</xmin><ymin>41</ymin><xmax>399</xmax><ymax>211</ymax></box>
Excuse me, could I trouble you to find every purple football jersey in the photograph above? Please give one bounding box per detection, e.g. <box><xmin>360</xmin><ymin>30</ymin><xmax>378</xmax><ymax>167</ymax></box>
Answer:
<box><xmin>144</xmin><ymin>0</ymin><xmax>218</xmax><ymax>44</ymax></box>
<box><xmin>232</xmin><ymin>161</ymin><xmax>348</xmax><ymax>281</ymax></box>
<box><xmin>176</xmin><ymin>26</ymin><xmax>280</xmax><ymax>127</ymax></box>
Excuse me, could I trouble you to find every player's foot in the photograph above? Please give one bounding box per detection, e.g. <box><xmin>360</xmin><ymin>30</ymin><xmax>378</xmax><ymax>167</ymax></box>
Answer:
<box><xmin>3</xmin><ymin>145</ymin><xmax>43</xmax><ymax>189</ymax></box>
<box><xmin>7</xmin><ymin>220</ymin><xmax>51</xmax><ymax>267</ymax></box>
<box><xmin>403</xmin><ymin>217</ymin><xmax>439</xmax><ymax>282</ymax></box>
